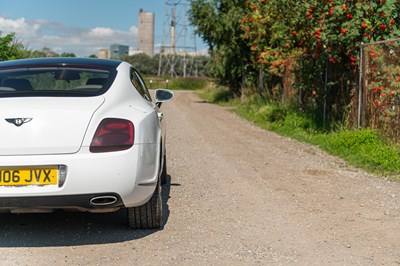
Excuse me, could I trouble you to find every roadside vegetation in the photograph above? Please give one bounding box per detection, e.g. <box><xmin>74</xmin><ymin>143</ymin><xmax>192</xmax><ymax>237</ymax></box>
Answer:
<box><xmin>200</xmin><ymin>85</ymin><xmax>400</xmax><ymax>178</ymax></box>
<box><xmin>189</xmin><ymin>0</ymin><xmax>400</xmax><ymax>178</ymax></box>
<box><xmin>143</xmin><ymin>76</ymin><xmax>209</xmax><ymax>91</ymax></box>
<box><xmin>189</xmin><ymin>1</ymin><xmax>400</xmax><ymax>131</ymax></box>
<box><xmin>0</xmin><ymin>33</ymin><xmax>25</xmax><ymax>61</ymax></box>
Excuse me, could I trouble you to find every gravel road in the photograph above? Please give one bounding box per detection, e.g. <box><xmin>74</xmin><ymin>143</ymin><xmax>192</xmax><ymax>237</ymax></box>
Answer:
<box><xmin>1</xmin><ymin>91</ymin><xmax>400</xmax><ymax>265</ymax></box>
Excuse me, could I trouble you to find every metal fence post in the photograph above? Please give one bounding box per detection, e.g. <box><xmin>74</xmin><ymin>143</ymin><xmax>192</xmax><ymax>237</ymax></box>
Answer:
<box><xmin>358</xmin><ymin>42</ymin><xmax>364</xmax><ymax>129</ymax></box>
<box><xmin>323</xmin><ymin>60</ymin><xmax>328</xmax><ymax>129</ymax></box>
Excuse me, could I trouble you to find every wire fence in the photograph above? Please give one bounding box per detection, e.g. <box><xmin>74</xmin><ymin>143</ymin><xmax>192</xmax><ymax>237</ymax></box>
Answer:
<box><xmin>253</xmin><ymin>37</ymin><xmax>400</xmax><ymax>140</ymax></box>
<box><xmin>256</xmin><ymin>55</ymin><xmax>354</xmax><ymax>130</ymax></box>
<box><xmin>356</xmin><ymin>38</ymin><xmax>400</xmax><ymax>140</ymax></box>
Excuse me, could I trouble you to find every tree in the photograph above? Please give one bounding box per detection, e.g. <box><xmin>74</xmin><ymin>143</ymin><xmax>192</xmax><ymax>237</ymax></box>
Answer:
<box><xmin>61</xmin><ymin>52</ymin><xmax>76</xmax><ymax>57</ymax></box>
<box><xmin>0</xmin><ymin>32</ymin><xmax>24</xmax><ymax>61</ymax></box>
<box><xmin>190</xmin><ymin>0</ymin><xmax>253</xmax><ymax>94</ymax></box>
<box><xmin>241</xmin><ymin>0</ymin><xmax>399</xmax><ymax>76</ymax></box>
<box><xmin>241</xmin><ymin>0</ymin><xmax>400</xmax><ymax>127</ymax></box>
<box><xmin>123</xmin><ymin>53</ymin><xmax>159</xmax><ymax>75</ymax></box>
<box><xmin>191</xmin><ymin>0</ymin><xmax>400</xmax><ymax>128</ymax></box>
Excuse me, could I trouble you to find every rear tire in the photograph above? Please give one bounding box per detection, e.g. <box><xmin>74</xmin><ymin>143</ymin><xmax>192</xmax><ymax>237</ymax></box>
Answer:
<box><xmin>161</xmin><ymin>154</ymin><xmax>167</xmax><ymax>185</ymax></box>
<box><xmin>127</xmin><ymin>179</ymin><xmax>162</xmax><ymax>229</ymax></box>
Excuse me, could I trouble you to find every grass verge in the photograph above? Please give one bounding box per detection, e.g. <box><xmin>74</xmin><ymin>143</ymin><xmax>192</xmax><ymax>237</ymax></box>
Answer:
<box><xmin>199</xmin><ymin>86</ymin><xmax>400</xmax><ymax>179</ymax></box>
<box><xmin>144</xmin><ymin>76</ymin><xmax>209</xmax><ymax>91</ymax></box>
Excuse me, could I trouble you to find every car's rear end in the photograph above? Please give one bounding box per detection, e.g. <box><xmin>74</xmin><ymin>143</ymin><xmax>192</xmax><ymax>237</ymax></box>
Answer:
<box><xmin>0</xmin><ymin>58</ymin><xmax>160</xmax><ymax>219</ymax></box>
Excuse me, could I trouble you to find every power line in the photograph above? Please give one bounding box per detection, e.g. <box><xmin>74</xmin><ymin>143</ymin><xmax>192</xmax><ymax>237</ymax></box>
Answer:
<box><xmin>158</xmin><ymin>0</ymin><xmax>197</xmax><ymax>77</ymax></box>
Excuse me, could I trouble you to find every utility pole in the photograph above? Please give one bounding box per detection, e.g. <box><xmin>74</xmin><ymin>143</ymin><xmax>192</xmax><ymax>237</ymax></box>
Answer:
<box><xmin>158</xmin><ymin>0</ymin><xmax>197</xmax><ymax>78</ymax></box>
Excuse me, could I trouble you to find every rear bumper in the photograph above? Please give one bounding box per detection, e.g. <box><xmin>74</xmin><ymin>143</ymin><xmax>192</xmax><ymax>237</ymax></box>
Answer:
<box><xmin>0</xmin><ymin>144</ymin><xmax>160</xmax><ymax>209</ymax></box>
<box><xmin>0</xmin><ymin>193</ymin><xmax>125</xmax><ymax>213</ymax></box>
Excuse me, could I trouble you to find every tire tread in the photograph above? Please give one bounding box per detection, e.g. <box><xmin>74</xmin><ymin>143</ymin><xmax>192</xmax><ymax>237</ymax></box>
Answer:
<box><xmin>127</xmin><ymin>180</ymin><xmax>162</xmax><ymax>229</ymax></box>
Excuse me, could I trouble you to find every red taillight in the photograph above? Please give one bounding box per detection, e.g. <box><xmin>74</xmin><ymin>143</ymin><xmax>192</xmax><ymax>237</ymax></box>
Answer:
<box><xmin>90</xmin><ymin>118</ymin><xmax>134</xmax><ymax>153</ymax></box>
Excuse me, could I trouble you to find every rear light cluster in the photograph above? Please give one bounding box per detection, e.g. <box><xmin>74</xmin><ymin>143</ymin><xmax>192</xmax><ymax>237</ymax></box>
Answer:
<box><xmin>90</xmin><ymin>118</ymin><xmax>134</xmax><ymax>153</ymax></box>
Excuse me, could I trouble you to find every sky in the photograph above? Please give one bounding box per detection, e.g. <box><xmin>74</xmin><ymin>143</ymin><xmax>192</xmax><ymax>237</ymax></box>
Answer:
<box><xmin>0</xmin><ymin>0</ymin><xmax>206</xmax><ymax>56</ymax></box>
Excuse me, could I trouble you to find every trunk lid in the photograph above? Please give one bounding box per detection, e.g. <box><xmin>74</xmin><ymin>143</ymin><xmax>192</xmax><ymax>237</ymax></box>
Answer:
<box><xmin>0</xmin><ymin>97</ymin><xmax>104</xmax><ymax>155</ymax></box>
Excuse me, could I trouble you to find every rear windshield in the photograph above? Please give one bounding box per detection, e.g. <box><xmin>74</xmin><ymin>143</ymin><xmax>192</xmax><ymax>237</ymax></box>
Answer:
<box><xmin>0</xmin><ymin>67</ymin><xmax>116</xmax><ymax>97</ymax></box>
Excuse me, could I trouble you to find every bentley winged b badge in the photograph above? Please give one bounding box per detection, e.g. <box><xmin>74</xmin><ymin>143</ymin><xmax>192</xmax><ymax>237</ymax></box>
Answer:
<box><xmin>6</xmin><ymin>118</ymin><xmax>33</xmax><ymax>127</ymax></box>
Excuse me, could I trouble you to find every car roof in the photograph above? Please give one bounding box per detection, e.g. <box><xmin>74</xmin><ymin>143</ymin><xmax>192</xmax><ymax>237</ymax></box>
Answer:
<box><xmin>0</xmin><ymin>57</ymin><xmax>123</xmax><ymax>69</ymax></box>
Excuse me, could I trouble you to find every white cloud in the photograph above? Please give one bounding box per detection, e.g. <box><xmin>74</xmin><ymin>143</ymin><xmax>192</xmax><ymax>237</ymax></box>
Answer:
<box><xmin>89</xmin><ymin>27</ymin><xmax>115</xmax><ymax>38</ymax></box>
<box><xmin>0</xmin><ymin>16</ymin><xmax>138</xmax><ymax>56</ymax></box>
<box><xmin>129</xmin><ymin>26</ymin><xmax>138</xmax><ymax>35</ymax></box>
<box><xmin>0</xmin><ymin>17</ymin><xmax>41</xmax><ymax>38</ymax></box>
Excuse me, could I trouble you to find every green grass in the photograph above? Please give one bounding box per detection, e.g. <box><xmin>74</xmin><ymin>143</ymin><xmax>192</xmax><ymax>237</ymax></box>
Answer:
<box><xmin>199</xmin><ymin>86</ymin><xmax>400</xmax><ymax>179</ymax></box>
<box><xmin>198</xmin><ymin>86</ymin><xmax>236</xmax><ymax>104</ymax></box>
<box><xmin>143</xmin><ymin>76</ymin><xmax>209</xmax><ymax>91</ymax></box>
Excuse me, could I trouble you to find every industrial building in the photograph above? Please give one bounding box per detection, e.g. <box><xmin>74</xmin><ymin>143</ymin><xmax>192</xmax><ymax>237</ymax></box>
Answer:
<box><xmin>138</xmin><ymin>9</ymin><xmax>155</xmax><ymax>57</ymax></box>
<box><xmin>110</xmin><ymin>44</ymin><xmax>129</xmax><ymax>59</ymax></box>
<box><xmin>98</xmin><ymin>49</ymin><xmax>110</xmax><ymax>59</ymax></box>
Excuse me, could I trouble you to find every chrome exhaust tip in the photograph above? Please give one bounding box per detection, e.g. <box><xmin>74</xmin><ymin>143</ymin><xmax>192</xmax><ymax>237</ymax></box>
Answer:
<box><xmin>89</xmin><ymin>196</ymin><xmax>118</xmax><ymax>206</ymax></box>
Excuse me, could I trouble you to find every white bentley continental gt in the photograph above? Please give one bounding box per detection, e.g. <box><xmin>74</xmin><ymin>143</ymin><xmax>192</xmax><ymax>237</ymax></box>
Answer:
<box><xmin>0</xmin><ymin>58</ymin><xmax>174</xmax><ymax>229</ymax></box>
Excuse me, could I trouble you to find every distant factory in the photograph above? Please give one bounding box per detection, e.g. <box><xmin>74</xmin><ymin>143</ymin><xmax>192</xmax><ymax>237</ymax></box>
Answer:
<box><xmin>98</xmin><ymin>8</ymin><xmax>155</xmax><ymax>59</ymax></box>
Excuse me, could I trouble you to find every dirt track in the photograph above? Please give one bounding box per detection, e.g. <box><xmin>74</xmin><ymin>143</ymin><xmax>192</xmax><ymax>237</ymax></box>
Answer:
<box><xmin>1</xmin><ymin>91</ymin><xmax>400</xmax><ymax>265</ymax></box>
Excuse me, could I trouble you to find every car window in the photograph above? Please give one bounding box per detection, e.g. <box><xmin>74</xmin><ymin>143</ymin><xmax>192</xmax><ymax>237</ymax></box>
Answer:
<box><xmin>0</xmin><ymin>67</ymin><xmax>116</xmax><ymax>97</ymax></box>
<box><xmin>130</xmin><ymin>68</ymin><xmax>152</xmax><ymax>102</ymax></box>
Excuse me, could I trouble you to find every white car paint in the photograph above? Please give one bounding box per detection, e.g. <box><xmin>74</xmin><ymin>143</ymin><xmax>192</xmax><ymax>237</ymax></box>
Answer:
<box><xmin>0</xmin><ymin>97</ymin><xmax>105</xmax><ymax>155</ymax></box>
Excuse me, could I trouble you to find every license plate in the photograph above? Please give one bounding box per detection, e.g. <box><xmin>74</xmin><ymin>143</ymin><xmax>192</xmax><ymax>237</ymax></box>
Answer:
<box><xmin>0</xmin><ymin>167</ymin><xmax>58</xmax><ymax>186</ymax></box>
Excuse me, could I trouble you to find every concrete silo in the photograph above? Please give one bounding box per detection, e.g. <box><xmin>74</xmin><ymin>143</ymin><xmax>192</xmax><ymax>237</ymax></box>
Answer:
<box><xmin>138</xmin><ymin>9</ymin><xmax>155</xmax><ymax>57</ymax></box>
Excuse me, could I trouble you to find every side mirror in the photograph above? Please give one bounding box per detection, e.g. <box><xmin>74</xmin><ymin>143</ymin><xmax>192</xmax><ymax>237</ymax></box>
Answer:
<box><xmin>155</xmin><ymin>89</ymin><xmax>174</xmax><ymax>107</ymax></box>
